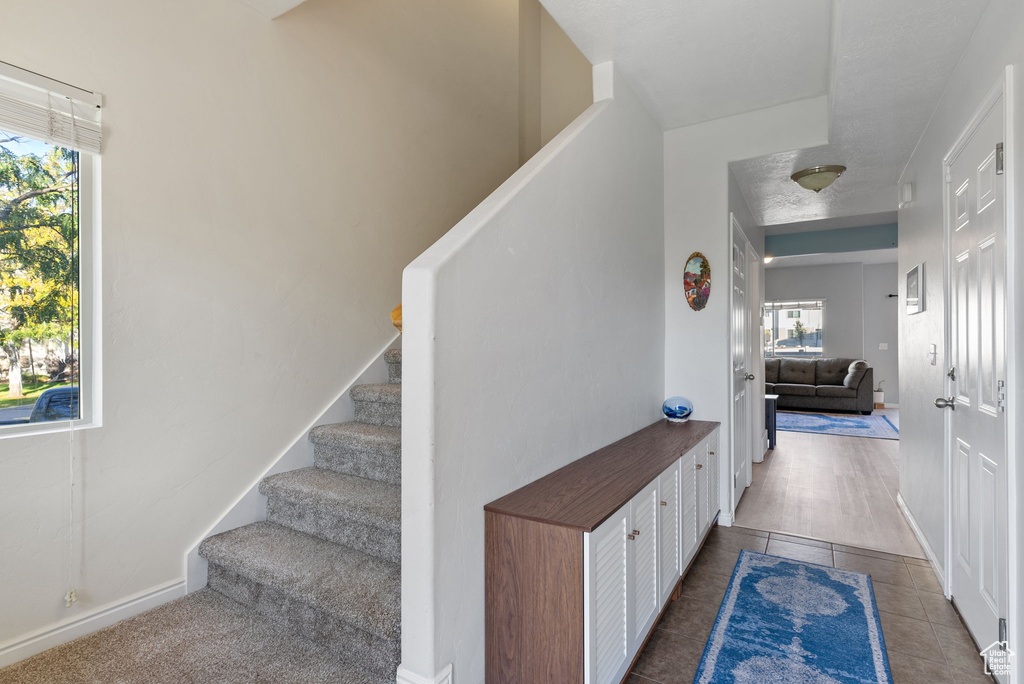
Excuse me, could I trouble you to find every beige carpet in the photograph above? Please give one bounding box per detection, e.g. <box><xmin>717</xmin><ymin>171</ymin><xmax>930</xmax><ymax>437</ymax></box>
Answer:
<box><xmin>0</xmin><ymin>590</ymin><xmax>387</xmax><ymax>684</ymax></box>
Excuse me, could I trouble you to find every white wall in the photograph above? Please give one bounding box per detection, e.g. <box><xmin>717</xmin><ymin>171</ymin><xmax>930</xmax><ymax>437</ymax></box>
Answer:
<box><xmin>765</xmin><ymin>263</ymin><xmax>864</xmax><ymax>360</ymax></box>
<box><xmin>862</xmin><ymin>263</ymin><xmax>900</xmax><ymax>405</ymax></box>
<box><xmin>0</xmin><ymin>0</ymin><xmax>519</xmax><ymax>658</ymax></box>
<box><xmin>897</xmin><ymin>0</ymin><xmax>1024</xmax><ymax>664</ymax></box>
<box><xmin>518</xmin><ymin>0</ymin><xmax>593</xmax><ymax>164</ymax></box>
<box><xmin>729</xmin><ymin>168</ymin><xmax>762</xmax><ymax>255</ymax></box>
<box><xmin>401</xmin><ymin>64</ymin><xmax>664</xmax><ymax>684</ymax></box>
<box><xmin>664</xmin><ymin>97</ymin><xmax>829</xmax><ymax>523</ymax></box>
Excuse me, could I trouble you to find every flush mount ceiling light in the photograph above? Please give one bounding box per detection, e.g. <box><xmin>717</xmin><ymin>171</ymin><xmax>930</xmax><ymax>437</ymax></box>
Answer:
<box><xmin>790</xmin><ymin>165</ymin><xmax>847</xmax><ymax>193</ymax></box>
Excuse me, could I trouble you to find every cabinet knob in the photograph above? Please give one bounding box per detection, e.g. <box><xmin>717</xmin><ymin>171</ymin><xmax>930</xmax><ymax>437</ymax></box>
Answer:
<box><xmin>632</xmin><ymin>529</ymin><xmax>640</xmax><ymax>536</ymax></box>
<box><xmin>626</xmin><ymin>534</ymin><xmax>636</xmax><ymax>541</ymax></box>
<box><xmin>695</xmin><ymin>463</ymin><xmax>703</xmax><ymax>470</ymax></box>
<box><xmin>709</xmin><ymin>451</ymin><xmax>716</xmax><ymax>456</ymax></box>
<box><xmin>660</xmin><ymin>501</ymin><xmax>667</xmax><ymax>506</ymax></box>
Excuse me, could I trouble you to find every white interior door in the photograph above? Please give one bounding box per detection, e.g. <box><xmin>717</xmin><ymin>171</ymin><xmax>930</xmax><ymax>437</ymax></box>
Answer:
<box><xmin>730</xmin><ymin>215</ymin><xmax>752</xmax><ymax>515</ymax></box>
<box><xmin>944</xmin><ymin>89</ymin><xmax>1008</xmax><ymax>660</ymax></box>
<box><xmin>747</xmin><ymin>243</ymin><xmax>766</xmax><ymax>465</ymax></box>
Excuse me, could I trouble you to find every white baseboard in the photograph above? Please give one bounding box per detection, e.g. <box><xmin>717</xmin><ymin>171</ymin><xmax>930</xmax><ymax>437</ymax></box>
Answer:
<box><xmin>884</xmin><ymin>403</ymin><xmax>899</xmax><ymax>409</ymax></box>
<box><xmin>0</xmin><ymin>579</ymin><xmax>186</xmax><ymax>669</ymax></box>
<box><xmin>396</xmin><ymin>664</ymin><xmax>453</xmax><ymax>684</ymax></box>
<box><xmin>896</xmin><ymin>492</ymin><xmax>947</xmax><ymax>593</ymax></box>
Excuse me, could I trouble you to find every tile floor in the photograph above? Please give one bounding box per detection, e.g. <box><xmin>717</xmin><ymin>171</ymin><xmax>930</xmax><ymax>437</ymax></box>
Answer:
<box><xmin>628</xmin><ymin>525</ymin><xmax>994</xmax><ymax>684</ymax></box>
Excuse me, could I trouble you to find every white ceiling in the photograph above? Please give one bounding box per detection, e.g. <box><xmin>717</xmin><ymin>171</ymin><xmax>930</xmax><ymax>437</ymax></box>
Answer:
<box><xmin>766</xmin><ymin>247</ymin><xmax>898</xmax><ymax>269</ymax></box>
<box><xmin>541</xmin><ymin>0</ymin><xmax>834</xmax><ymax>129</ymax></box>
<box><xmin>543</xmin><ymin>0</ymin><xmax>990</xmax><ymax>229</ymax></box>
<box><xmin>731</xmin><ymin>0</ymin><xmax>990</xmax><ymax>226</ymax></box>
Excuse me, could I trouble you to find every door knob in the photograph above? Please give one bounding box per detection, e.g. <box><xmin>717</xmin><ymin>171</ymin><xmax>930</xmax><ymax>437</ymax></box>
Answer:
<box><xmin>745</xmin><ymin>373</ymin><xmax>756</xmax><ymax>381</ymax></box>
<box><xmin>934</xmin><ymin>397</ymin><xmax>957</xmax><ymax>410</ymax></box>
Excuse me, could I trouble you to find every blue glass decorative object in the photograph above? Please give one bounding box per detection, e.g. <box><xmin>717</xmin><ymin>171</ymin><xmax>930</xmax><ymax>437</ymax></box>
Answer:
<box><xmin>663</xmin><ymin>396</ymin><xmax>693</xmax><ymax>422</ymax></box>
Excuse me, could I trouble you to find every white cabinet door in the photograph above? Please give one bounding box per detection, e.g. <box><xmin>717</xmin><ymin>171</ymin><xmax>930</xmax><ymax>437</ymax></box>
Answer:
<box><xmin>631</xmin><ymin>480</ymin><xmax>660</xmax><ymax>649</ymax></box>
<box><xmin>680</xmin><ymin>449</ymin><xmax>698</xmax><ymax>567</ymax></box>
<box><xmin>696</xmin><ymin>439</ymin><xmax>710</xmax><ymax>536</ymax></box>
<box><xmin>658</xmin><ymin>459</ymin><xmax>681</xmax><ymax>604</ymax></box>
<box><xmin>584</xmin><ymin>504</ymin><xmax>632</xmax><ymax>684</ymax></box>
<box><xmin>708</xmin><ymin>429</ymin><xmax>721</xmax><ymax>523</ymax></box>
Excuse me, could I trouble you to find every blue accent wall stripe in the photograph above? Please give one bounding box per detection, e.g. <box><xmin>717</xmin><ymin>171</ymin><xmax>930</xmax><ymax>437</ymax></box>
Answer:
<box><xmin>765</xmin><ymin>224</ymin><xmax>897</xmax><ymax>258</ymax></box>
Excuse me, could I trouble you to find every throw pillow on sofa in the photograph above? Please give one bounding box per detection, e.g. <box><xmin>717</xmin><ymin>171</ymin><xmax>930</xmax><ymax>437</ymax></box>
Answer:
<box><xmin>843</xmin><ymin>360</ymin><xmax>869</xmax><ymax>389</ymax></box>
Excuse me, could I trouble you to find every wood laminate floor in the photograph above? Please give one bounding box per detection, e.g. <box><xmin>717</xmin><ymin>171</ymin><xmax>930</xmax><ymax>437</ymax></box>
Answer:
<box><xmin>732</xmin><ymin>409</ymin><xmax>925</xmax><ymax>558</ymax></box>
<box><xmin>629</xmin><ymin>526</ymin><xmax>993</xmax><ymax>684</ymax></box>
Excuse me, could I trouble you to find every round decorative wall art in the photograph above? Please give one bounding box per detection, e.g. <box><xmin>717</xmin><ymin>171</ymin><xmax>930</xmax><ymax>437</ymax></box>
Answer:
<box><xmin>683</xmin><ymin>252</ymin><xmax>711</xmax><ymax>311</ymax></box>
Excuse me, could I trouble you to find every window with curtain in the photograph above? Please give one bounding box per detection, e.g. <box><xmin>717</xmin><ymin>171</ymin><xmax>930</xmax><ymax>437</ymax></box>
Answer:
<box><xmin>0</xmin><ymin>62</ymin><xmax>100</xmax><ymax>431</ymax></box>
<box><xmin>764</xmin><ymin>300</ymin><xmax>825</xmax><ymax>358</ymax></box>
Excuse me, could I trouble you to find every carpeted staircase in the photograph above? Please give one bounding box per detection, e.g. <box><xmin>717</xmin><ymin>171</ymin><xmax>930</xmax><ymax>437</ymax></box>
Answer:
<box><xmin>0</xmin><ymin>349</ymin><xmax>403</xmax><ymax>684</ymax></box>
<box><xmin>199</xmin><ymin>347</ymin><xmax>403</xmax><ymax>681</ymax></box>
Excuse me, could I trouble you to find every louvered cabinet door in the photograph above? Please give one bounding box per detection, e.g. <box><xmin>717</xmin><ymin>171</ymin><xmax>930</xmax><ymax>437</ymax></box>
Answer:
<box><xmin>708</xmin><ymin>429</ymin><xmax>721</xmax><ymax>522</ymax></box>
<box><xmin>696</xmin><ymin>439</ymin><xmax>710</xmax><ymax>536</ymax></box>
<box><xmin>630</xmin><ymin>480</ymin><xmax>660</xmax><ymax>650</ymax></box>
<box><xmin>680</xmin><ymin>450</ymin><xmax>698</xmax><ymax>567</ymax></box>
<box><xmin>583</xmin><ymin>504</ymin><xmax>631</xmax><ymax>684</ymax></box>
<box><xmin>658</xmin><ymin>459</ymin><xmax>681</xmax><ymax>604</ymax></box>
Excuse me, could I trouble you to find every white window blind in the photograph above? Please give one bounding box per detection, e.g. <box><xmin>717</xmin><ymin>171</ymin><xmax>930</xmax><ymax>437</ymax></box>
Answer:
<box><xmin>0</xmin><ymin>61</ymin><xmax>102</xmax><ymax>154</ymax></box>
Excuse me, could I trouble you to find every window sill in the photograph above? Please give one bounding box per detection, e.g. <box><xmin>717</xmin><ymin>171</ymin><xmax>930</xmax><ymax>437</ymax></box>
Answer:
<box><xmin>0</xmin><ymin>418</ymin><xmax>101</xmax><ymax>441</ymax></box>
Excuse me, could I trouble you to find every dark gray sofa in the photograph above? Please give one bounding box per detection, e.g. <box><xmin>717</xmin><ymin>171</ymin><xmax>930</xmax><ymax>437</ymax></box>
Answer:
<box><xmin>764</xmin><ymin>357</ymin><xmax>874</xmax><ymax>415</ymax></box>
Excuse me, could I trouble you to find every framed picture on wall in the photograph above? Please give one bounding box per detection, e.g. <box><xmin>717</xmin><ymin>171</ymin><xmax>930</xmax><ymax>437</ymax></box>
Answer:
<box><xmin>906</xmin><ymin>263</ymin><xmax>924</xmax><ymax>314</ymax></box>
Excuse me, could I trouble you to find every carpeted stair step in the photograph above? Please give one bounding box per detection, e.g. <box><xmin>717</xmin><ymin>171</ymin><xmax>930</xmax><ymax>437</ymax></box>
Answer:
<box><xmin>384</xmin><ymin>348</ymin><xmax>402</xmax><ymax>384</ymax></box>
<box><xmin>309</xmin><ymin>422</ymin><xmax>400</xmax><ymax>485</ymax></box>
<box><xmin>351</xmin><ymin>383</ymin><xmax>402</xmax><ymax>427</ymax></box>
<box><xmin>260</xmin><ymin>468</ymin><xmax>401</xmax><ymax>563</ymax></box>
<box><xmin>199</xmin><ymin>521</ymin><xmax>400</xmax><ymax>676</ymax></box>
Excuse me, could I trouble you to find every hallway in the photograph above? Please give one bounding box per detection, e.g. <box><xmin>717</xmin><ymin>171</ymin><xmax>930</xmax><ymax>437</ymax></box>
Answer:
<box><xmin>733</xmin><ymin>416</ymin><xmax>924</xmax><ymax>558</ymax></box>
<box><xmin>628</xmin><ymin>526</ymin><xmax>991</xmax><ymax>684</ymax></box>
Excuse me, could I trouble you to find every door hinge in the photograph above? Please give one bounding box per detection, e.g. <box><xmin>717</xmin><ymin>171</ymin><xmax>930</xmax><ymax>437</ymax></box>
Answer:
<box><xmin>997</xmin><ymin>380</ymin><xmax>1006</xmax><ymax>412</ymax></box>
<box><xmin>999</xmin><ymin>617</ymin><xmax>1008</xmax><ymax>645</ymax></box>
<box><xmin>996</xmin><ymin>143</ymin><xmax>1005</xmax><ymax>175</ymax></box>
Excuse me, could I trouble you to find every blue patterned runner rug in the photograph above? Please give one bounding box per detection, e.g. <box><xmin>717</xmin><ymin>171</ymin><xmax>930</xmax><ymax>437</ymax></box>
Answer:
<box><xmin>693</xmin><ymin>550</ymin><xmax>892</xmax><ymax>683</ymax></box>
<box><xmin>776</xmin><ymin>412</ymin><xmax>899</xmax><ymax>440</ymax></box>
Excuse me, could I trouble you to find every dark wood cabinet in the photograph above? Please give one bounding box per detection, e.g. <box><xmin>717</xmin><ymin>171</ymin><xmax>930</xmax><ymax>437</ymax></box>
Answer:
<box><xmin>485</xmin><ymin>419</ymin><xmax>721</xmax><ymax>684</ymax></box>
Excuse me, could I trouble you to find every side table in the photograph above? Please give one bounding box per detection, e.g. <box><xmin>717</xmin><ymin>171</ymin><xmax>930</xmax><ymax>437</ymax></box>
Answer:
<box><xmin>765</xmin><ymin>394</ymin><xmax>778</xmax><ymax>451</ymax></box>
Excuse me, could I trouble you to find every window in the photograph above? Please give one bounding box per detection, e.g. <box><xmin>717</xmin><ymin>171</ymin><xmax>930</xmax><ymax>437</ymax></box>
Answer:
<box><xmin>764</xmin><ymin>300</ymin><xmax>824</xmax><ymax>358</ymax></box>
<box><xmin>0</xmin><ymin>62</ymin><xmax>100</xmax><ymax>433</ymax></box>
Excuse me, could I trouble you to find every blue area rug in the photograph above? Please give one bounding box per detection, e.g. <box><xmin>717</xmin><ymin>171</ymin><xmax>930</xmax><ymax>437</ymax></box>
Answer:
<box><xmin>777</xmin><ymin>412</ymin><xmax>899</xmax><ymax>440</ymax></box>
<box><xmin>693</xmin><ymin>551</ymin><xmax>892</xmax><ymax>684</ymax></box>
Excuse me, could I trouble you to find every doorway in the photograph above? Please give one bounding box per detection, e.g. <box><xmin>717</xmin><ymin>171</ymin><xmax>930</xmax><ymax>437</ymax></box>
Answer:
<box><xmin>941</xmin><ymin>72</ymin><xmax>1012</xmax><ymax>666</ymax></box>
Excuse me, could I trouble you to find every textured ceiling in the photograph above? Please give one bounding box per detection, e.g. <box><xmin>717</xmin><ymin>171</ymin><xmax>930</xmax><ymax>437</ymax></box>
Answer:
<box><xmin>540</xmin><ymin>0</ymin><xmax>833</xmax><ymax>129</ymax></box>
<box><xmin>731</xmin><ymin>0</ymin><xmax>991</xmax><ymax>226</ymax></box>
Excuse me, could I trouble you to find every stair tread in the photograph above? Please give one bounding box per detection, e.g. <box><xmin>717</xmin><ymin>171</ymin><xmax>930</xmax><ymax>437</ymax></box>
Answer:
<box><xmin>261</xmin><ymin>468</ymin><xmax>400</xmax><ymax>532</ymax></box>
<box><xmin>383</xmin><ymin>348</ymin><xmax>402</xmax><ymax>364</ymax></box>
<box><xmin>350</xmin><ymin>383</ymin><xmax>402</xmax><ymax>404</ymax></box>
<box><xmin>200</xmin><ymin>522</ymin><xmax>400</xmax><ymax>641</ymax></box>
<box><xmin>309</xmin><ymin>421</ymin><xmax>400</xmax><ymax>448</ymax></box>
